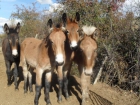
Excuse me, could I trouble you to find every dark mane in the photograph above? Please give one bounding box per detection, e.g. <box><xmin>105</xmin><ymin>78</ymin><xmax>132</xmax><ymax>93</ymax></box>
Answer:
<box><xmin>8</xmin><ymin>28</ymin><xmax>17</xmax><ymax>33</ymax></box>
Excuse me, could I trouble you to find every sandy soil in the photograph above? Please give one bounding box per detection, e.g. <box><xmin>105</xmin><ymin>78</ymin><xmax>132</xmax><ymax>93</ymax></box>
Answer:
<box><xmin>0</xmin><ymin>52</ymin><xmax>140</xmax><ymax>105</ymax></box>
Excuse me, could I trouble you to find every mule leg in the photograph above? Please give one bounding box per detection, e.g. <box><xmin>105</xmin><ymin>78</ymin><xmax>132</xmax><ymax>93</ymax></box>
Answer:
<box><xmin>56</xmin><ymin>66</ymin><xmax>63</xmax><ymax>103</ymax></box>
<box><xmin>5</xmin><ymin>60</ymin><xmax>12</xmax><ymax>86</ymax></box>
<box><xmin>45</xmin><ymin>72</ymin><xmax>52</xmax><ymax>105</ymax></box>
<box><xmin>34</xmin><ymin>68</ymin><xmax>43</xmax><ymax>105</ymax></box>
<box><xmin>22</xmin><ymin>63</ymin><xmax>28</xmax><ymax>93</ymax></box>
<box><xmin>13</xmin><ymin>62</ymin><xmax>19</xmax><ymax>90</ymax></box>
<box><xmin>28</xmin><ymin>70</ymin><xmax>33</xmax><ymax>93</ymax></box>
<box><xmin>80</xmin><ymin>66</ymin><xmax>91</xmax><ymax>105</ymax></box>
<box><xmin>63</xmin><ymin>63</ymin><xmax>72</xmax><ymax>100</ymax></box>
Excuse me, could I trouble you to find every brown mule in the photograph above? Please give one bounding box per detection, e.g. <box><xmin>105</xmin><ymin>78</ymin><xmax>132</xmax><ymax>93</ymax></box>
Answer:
<box><xmin>56</xmin><ymin>12</ymin><xmax>80</xmax><ymax>102</ymax></box>
<box><xmin>75</xmin><ymin>25</ymin><xmax>98</xmax><ymax>105</ymax></box>
<box><xmin>64</xmin><ymin>25</ymin><xmax>98</xmax><ymax>105</ymax></box>
<box><xmin>2</xmin><ymin>22</ymin><xmax>21</xmax><ymax>90</ymax></box>
<box><xmin>20</xmin><ymin>19</ymin><xmax>66</xmax><ymax>105</ymax></box>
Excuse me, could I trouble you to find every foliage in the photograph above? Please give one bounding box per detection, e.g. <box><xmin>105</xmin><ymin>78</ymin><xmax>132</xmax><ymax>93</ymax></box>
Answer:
<box><xmin>11</xmin><ymin>2</ymin><xmax>53</xmax><ymax>40</ymax></box>
<box><xmin>58</xmin><ymin>0</ymin><xmax>140</xmax><ymax>93</ymax></box>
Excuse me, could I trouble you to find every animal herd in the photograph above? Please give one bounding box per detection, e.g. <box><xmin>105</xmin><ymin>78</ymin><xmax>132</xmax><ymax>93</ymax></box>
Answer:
<box><xmin>2</xmin><ymin>12</ymin><xmax>98</xmax><ymax>105</ymax></box>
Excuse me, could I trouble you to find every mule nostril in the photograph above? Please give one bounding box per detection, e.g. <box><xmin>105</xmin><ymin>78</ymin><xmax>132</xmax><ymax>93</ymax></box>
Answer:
<box><xmin>56</xmin><ymin>61</ymin><xmax>64</xmax><ymax>66</ymax></box>
<box><xmin>71</xmin><ymin>46</ymin><xmax>78</xmax><ymax>51</ymax></box>
<box><xmin>13</xmin><ymin>54</ymin><xmax>18</xmax><ymax>58</ymax></box>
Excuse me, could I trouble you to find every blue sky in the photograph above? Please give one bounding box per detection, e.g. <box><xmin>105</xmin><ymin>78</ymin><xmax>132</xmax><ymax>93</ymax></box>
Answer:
<box><xmin>0</xmin><ymin>0</ymin><xmax>57</xmax><ymax>33</ymax></box>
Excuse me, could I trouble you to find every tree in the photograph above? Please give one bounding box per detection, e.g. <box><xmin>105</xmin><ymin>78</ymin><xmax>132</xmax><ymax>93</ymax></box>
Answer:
<box><xmin>11</xmin><ymin>2</ymin><xmax>50</xmax><ymax>39</ymax></box>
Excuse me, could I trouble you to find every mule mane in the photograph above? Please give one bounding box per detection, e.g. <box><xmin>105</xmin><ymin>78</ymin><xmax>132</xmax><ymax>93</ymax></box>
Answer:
<box><xmin>4</xmin><ymin>25</ymin><xmax>18</xmax><ymax>34</ymax></box>
<box><xmin>82</xmin><ymin>25</ymin><xmax>96</xmax><ymax>36</ymax></box>
<box><xmin>68</xmin><ymin>18</ymin><xmax>78</xmax><ymax>24</ymax></box>
<box><xmin>8</xmin><ymin>28</ymin><xmax>17</xmax><ymax>33</ymax></box>
<box><xmin>43</xmin><ymin>23</ymin><xmax>65</xmax><ymax>45</ymax></box>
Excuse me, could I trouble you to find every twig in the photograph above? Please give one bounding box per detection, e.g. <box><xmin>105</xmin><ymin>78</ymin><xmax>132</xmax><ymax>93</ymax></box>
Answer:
<box><xmin>35</xmin><ymin>34</ymin><xmax>38</xmax><ymax>38</ymax></box>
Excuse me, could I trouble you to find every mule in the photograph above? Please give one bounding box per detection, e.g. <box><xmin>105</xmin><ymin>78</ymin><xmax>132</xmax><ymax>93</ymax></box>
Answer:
<box><xmin>2</xmin><ymin>22</ymin><xmax>20</xmax><ymax>90</ymax></box>
<box><xmin>20</xmin><ymin>19</ymin><xmax>66</xmax><ymax>105</ymax></box>
<box><xmin>75</xmin><ymin>25</ymin><xmax>98</xmax><ymax>105</ymax></box>
<box><xmin>56</xmin><ymin>12</ymin><xmax>80</xmax><ymax>102</ymax></box>
<box><xmin>64</xmin><ymin>25</ymin><xmax>98</xmax><ymax>105</ymax></box>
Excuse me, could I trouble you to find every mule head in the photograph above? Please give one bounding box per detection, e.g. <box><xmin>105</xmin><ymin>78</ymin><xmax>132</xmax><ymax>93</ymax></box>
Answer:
<box><xmin>47</xmin><ymin>19</ymin><xmax>66</xmax><ymax>66</ymax></box>
<box><xmin>79</xmin><ymin>25</ymin><xmax>98</xmax><ymax>76</ymax></box>
<box><xmin>62</xmin><ymin>12</ymin><xmax>80</xmax><ymax>51</ymax></box>
<box><xmin>4</xmin><ymin>22</ymin><xmax>20</xmax><ymax>57</ymax></box>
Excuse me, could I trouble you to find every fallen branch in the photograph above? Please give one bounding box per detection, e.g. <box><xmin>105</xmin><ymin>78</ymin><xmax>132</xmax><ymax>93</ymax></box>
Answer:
<box><xmin>93</xmin><ymin>56</ymin><xmax>108</xmax><ymax>84</ymax></box>
<box><xmin>35</xmin><ymin>34</ymin><xmax>38</xmax><ymax>38</ymax></box>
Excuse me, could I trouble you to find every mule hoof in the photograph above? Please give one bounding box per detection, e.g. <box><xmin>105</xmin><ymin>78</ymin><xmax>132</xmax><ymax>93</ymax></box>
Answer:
<box><xmin>15</xmin><ymin>88</ymin><xmax>19</xmax><ymax>91</ymax></box>
<box><xmin>57</xmin><ymin>100</ymin><xmax>62</xmax><ymax>104</ymax></box>
<box><xmin>46</xmin><ymin>102</ymin><xmax>52</xmax><ymax>105</ymax></box>
<box><xmin>30</xmin><ymin>92</ymin><xmax>34</xmax><ymax>96</ymax></box>
<box><xmin>7</xmin><ymin>83</ymin><xmax>11</xmax><ymax>86</ymax></box>
<box><xmin>66</xmin><ymin>96</ymin><xmax>70</xmax><ymax>101</ymax></box>
<box><xmin>24</xmin><ymin>91</ymin><xmax>28</xmax><ymax>94</ymax></box>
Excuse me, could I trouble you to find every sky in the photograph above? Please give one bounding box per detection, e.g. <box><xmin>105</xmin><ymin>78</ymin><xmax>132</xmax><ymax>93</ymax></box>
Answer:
<box><xmin>0</xmin><ymin>0</ymin><xmax>57</xmax><ymax>33</ymax></box>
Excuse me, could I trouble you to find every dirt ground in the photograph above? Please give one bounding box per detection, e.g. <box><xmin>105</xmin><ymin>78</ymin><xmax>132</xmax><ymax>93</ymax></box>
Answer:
<box><xmin>0</xmin><ymin>51</ymin><xmax>140</xmax><ymax>105</ymax></box>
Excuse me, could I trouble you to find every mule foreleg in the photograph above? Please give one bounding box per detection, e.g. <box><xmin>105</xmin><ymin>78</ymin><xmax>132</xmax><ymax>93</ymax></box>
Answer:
<box><xmin>45</xmin><ymin>72</ymin><xmax>52</xmax><ymax>105</ymax></box>
<box><xmin>13</xmin><ymin>62</ymin><xmax>19</xmax><ymax>90</ymax></box>
<box><xmin>63</xmin><ymin>70</ymin><xmax>69</xmax><ymax>99</ymax></box>
<box><xmin>56</xmin><ymin>66</ymin><xmax>63</xmax><ymax>103</ymax></box>
<box><xmin>80</xmin><ymin>71</ymin><xmax>90</xmax><ymax>105</ymax></box>
<box><xmin>34</xmin><ymin>68</ymin><xmax>43</xmax><ymax>105</ymax></box>
<box><xmin>5</xmin><ymin>60</ymin><xmax>12</xmax><ymax>86</ymax></box>
<box><xmin>63</xmin><ymin>63</ymin><xmax>72</xmax><ymax>100</ymax></box>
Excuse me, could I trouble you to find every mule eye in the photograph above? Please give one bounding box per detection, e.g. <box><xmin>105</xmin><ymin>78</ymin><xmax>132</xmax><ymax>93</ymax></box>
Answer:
<box><xmin>65</xmin><ymin>30</ymin><xmax>69</xmax><ymax>34</ymax></box>
<box><xmin>50</xmin><ymin>40</ymin><xmax>53</xmax><ymax>44</ymax></box>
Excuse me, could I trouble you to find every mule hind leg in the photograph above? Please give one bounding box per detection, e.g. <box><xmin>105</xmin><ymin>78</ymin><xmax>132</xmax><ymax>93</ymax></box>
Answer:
<box><xmin>28</xmin><ymin>68</ymin><xmax>33</xmax><ymax>93</ymax></box>
<box><xmin>21</xmin><ymin>59</ymin><xmax>28</xmax><ymax>93</ymax></box>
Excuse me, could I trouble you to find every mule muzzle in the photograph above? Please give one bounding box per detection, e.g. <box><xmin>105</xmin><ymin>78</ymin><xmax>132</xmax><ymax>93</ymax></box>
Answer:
<box><xmin>13</xmin><ymin>54</ymin><xmax>18</xmax><ymax>58</ymax></box>
<box><xmin>83</xmin><ymin>69</ymin><xmax>93</xmax><ymax>76</ymax></box>
<box><xmin>70</xmin><ymin>41</ymin><xmax>78</xmax><ymax>51</ymax></box>
<box><xmin>71</xmin><ymin>46</ymin><xmax>78</xmax><ymax>51</ymax></box>
<box><xmin>12</xmin><ymin>49</ymin><xmax>18</xmax><ymax>58</ymax></box>
<box><xmin>56</xmin><ymin>61</ymin><xmax>64</xmax><ymax>66</ymax></box>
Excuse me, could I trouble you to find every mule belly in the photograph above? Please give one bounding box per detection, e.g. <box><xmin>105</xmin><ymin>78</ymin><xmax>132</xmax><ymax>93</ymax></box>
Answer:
<box><xmin>26</xmin><ymin>58</ymin><xmax>37</xmax><ymax>68</ymax></box>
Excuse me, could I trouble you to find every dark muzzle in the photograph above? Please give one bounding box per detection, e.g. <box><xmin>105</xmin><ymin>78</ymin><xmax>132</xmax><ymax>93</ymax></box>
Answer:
<box><xmin>56</xmin><ymin>61</ymin><xmax>64</xmax><ymax>66</ymax></box>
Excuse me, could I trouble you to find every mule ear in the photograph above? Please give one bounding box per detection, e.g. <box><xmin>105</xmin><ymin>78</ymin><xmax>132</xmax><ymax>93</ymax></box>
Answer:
<box><xmin>75</xmin><ymin>12</ymin><xmax>80</xmax><ymax>22</ymax></box>
<box><xmin>15</xmin><ymin>22</ymin><xmax>20</xmax><ymax>33</ymax></box>
<box><xmin>4</xmin><ymin>23</ymin><xmax>9</xmax><ymax>34</ymax></box>
<box><xmin>62</xmin><ymin>13</ymin><xmax>67</xmax><ymax>27</ymax></box>
<box><xmin>92</xmin><ymin>29</ymin><xmax>100</xmax><ymax>41</ymax></box>
<box><xmin>47</xmin><ymin>19</ymin><xmax>53</xmax><ymax>28</ymax></box>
